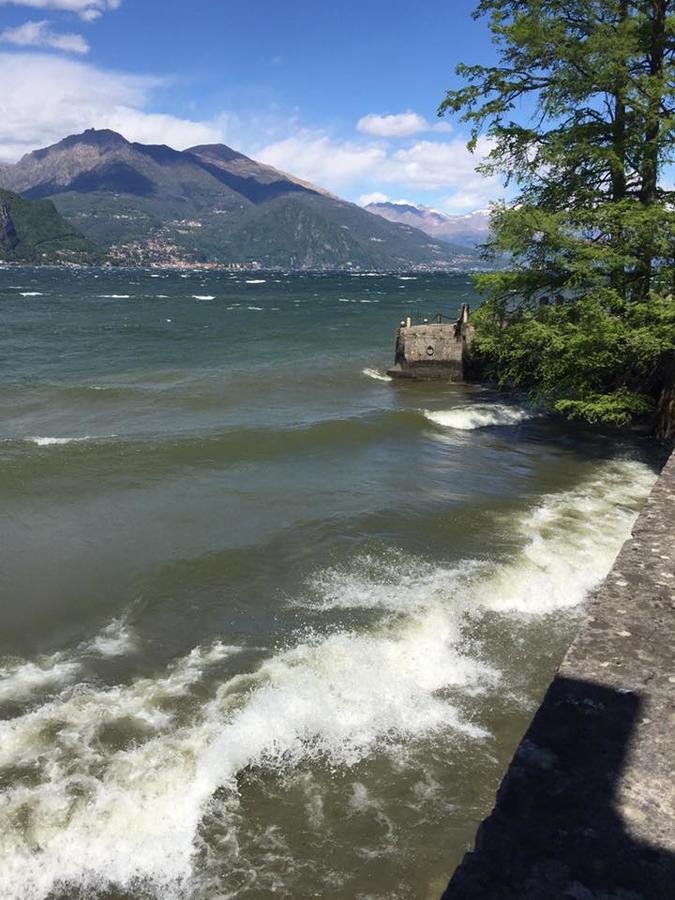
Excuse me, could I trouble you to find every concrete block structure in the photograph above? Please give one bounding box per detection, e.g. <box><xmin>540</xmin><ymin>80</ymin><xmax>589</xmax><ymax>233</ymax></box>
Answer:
<box><xmin>387</xmin><ymin>304</ymin><xmax>475</xmax><ymax>381</ymax></box>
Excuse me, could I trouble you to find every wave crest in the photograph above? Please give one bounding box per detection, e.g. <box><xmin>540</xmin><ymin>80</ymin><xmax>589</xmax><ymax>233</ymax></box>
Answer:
<box><xmin>424</xmin><ymin>403</ymin><xmax>537</xmax><ymax>430</ymax></box>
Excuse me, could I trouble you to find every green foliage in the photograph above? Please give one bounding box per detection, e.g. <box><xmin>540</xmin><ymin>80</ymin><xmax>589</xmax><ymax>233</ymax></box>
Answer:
<box><xmin>0</xmin><ymin>189</ymin><xmax>99</xmax><ymax>264</ymax></box>
<box><xmin>440</xmin><ymin>0</ymin><xmax>675</xmax><ymax>427</ymax></box>
<box><xmin>473</xmin><ymin>290</ymin><xmax>675</xmax><ymax>424</ymax></box>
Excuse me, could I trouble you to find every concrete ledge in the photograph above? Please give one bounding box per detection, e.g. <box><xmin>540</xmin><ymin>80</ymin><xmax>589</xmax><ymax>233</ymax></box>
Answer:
<box><xmin>441</xmin><ymin>452</ymin><xmax>675</xmax><ymax>900</ymax></box>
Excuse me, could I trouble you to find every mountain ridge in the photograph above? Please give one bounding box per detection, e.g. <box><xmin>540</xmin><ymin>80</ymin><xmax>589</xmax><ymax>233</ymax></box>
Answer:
<box><xmin>0</xmin><ymin>129</ymin><xmax>483</xmax><ymax>269</ymax></box>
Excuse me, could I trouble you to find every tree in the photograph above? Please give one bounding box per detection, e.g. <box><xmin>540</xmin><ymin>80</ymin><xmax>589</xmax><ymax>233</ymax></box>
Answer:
<box><xmin>440</xmin><ymin>0</ymin><xmax>675</xmax><ymax>426</ymax></box>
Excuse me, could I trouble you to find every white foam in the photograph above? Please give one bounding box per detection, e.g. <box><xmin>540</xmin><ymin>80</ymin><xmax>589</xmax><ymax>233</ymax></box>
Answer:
<box><xmin>0</xmin><ymin>612</ymin><xmax>490</xmax><ymax>897</ymax></box>
<box><xmin>307</xmin><ymin>553</ymin><xmax>483</xmax><ymax>614</ymax></box>
<box><xmin>98</xmin><ymin>294</ymin><xmax>131</xmax><ymax>299</ymax></box>
<box><xmin>0</xmin><ymin>655</ymin><xmax>80</xmax><ymax>704</ymax></box>
<box><xmin>86</xmin><ymin>619</ymin><xmax>137</xmax><ymax>658</ymax></box>
<box><xmin>29</xmin><ymin>436</ymin><xmax>85</xmax><ymax>446</ymax></box>
<box><xmin>245</xmin><ymin>279</ymin><xmax>266</xmax><ymax>284</ymax></box>
<box><xmin>247</xmin><ymin>305</ymin><xmax>263</xmax><ymax>311</ymax></box>
<box><xmin>424</xmin><ymin>403</ymin><xmax>537</xmax><ymax>430</ymax></box>
<box><xmin>483</xmin><ymin>460</ymin><xmax>656</xmax><ymax>614</ymax></box>
<box><xmin>192</xmin><ymin>295</ymin><xmax>215</xmax><ymax>300</ymax></box>
<box><xmin>19</xmin><ymin>291</ymin><xmax>44</xmax><ymax>297</ymax></box>
<box><xmin>362</xmin><ymin>367</ymin><xmax>393</xmax><ymax>382</ymax></box>
<box><xmin>28</xmin><ymin>436</ymin><xmax>103</xmax><ymax>447</ymax></box>
<box><xmin>306</xmin><ymin>460</ymin><xmax>654</xmax><ymax>618</ymax></box>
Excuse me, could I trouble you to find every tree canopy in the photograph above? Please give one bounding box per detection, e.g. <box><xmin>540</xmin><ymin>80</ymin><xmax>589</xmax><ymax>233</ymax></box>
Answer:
<box><xmin>441</xmin><ymin>0</ymin><xmax>675</xmax><ymax>426</ymax></box>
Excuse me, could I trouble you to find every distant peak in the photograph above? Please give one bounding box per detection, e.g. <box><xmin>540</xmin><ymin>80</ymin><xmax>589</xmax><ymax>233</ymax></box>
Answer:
<box><xmin>26</xmin><ymin>128</ymin><xmax>130</xmax><ymax>162</ymax></box>
<box><xmin>61</xmin><ymin>128</ymin><xmax>129</xmax><ymax>149</ymax></box>
<box><xmin>367</xmin><ymin>200</ymin><xmax>423</xmax><ymax>215</ymax></box>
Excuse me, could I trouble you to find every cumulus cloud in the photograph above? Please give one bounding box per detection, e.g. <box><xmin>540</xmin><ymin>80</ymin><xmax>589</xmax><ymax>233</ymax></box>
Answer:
<box><xmin>0</xmin><ymin>0</ymin><xmax>120</xmax><ymax>20</ymax></box>
<box><xmin>357</xmin><ymin>111</ymin><xmax>452</xmax><ymax>138</ymax></box>
<box><xmin>386</xmin><ymin>137</ymin><xmax>495</xmax><ymax>190</ymax></box>
<box><xmin>357</xmin><ymin>111</ymin><xmax>428</xmax><ymax>138</ymax></box>
<box><xmin>0</xmin><ymin>19</ymin><xmax>89</xmax><ymax>53</ymax></box>
<box><xmin>257</xmin><ymin>130</ymin><xmax>500</xmax><ymax>210</ymax></box>
<box><xmin>0</xmin><ymin>52</ymin><xmax>225</xmax><ymax>160</ymax></box>
<box><xmin>258</xmin><ymin>131</ymin><xmax>387</xmax><ymax>188</ymax></box>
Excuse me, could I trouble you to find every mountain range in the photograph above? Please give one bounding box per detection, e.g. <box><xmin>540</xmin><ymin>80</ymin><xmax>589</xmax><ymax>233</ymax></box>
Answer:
<box><xmin>0</xmin><ymin>129</ymin><xmax>485</xmax><ymax>270</ymax></box>
<box><xmin>364</xmin><ymin>201</ymin><xmax>491</xmax><ymax>247</ymax></box>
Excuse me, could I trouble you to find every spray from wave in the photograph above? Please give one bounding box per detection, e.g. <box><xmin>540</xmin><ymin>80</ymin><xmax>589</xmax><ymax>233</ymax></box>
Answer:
<box><xmin>424</xmin><ymin>403</ymin><xmax>538</xmax><ymax>430</ymax></box>
<box><xmin>0</xmin><ymin>459</ymin><xmax>655</xmax><ymax>899</ymax></box>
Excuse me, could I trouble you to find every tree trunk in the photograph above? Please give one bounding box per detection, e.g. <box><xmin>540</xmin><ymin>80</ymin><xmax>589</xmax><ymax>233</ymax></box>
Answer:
<box><xmin>638</xmin><ymin>0</ymin><xmax>667</xmax><ymax>299</ymax></box>
<box><xmin>610</xmin><ymin>0</ymin><xmax>628</xmax><ymax>298</ymax></box>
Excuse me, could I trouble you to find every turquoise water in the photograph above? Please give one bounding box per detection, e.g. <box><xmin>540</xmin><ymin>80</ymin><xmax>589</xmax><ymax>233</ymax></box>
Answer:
<box><xmin>0</xmin><ymin>267</ymin><xmax>661</xmax><ymax>899</ymax></box>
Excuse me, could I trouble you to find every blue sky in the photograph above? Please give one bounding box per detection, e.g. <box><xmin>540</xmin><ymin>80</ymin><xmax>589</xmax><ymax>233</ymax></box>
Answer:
<box><xmin>0</xmin><ymin>0</ymin><xmax>505</xmax><ymax>212</ymax></box>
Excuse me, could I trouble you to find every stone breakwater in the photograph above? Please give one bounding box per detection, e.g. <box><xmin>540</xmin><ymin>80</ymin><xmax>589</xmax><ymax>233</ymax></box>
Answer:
<box><xmin>441</xmin><ymin>451</ymin><xmax>675</xmax><ymax>900</ymax></box>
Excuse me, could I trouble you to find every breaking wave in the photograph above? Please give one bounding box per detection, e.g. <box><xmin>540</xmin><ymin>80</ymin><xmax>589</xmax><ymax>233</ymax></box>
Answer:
<box><xmin>424</xmin><ymin>403</ymin><xmax>538</xmax><ymax>430</ymax></box>
<box><xmin>28</xmin><ymin>436</ymin><xmax>90</xmax><ymax>447</ymax></box>
<box><xmin>362</xmin><ymin>367</ymin><xmax>393</xmax><ymax>382</ymax></box>
<box><xmin>0</xmin><ymin>459</ymin><xmax>656</xmax><ymax>899</ymax></box>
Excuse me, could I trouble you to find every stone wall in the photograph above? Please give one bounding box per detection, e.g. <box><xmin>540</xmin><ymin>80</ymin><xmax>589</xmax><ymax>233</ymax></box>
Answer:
<box><xmin>389</xmin><ymin>322</ymin><xmax>464</xmax><ymax>380</ymax></box>
<box><xmin>387</xmin><ymin>306</ymin><xmax>474</xmax><ymax>380</ymax></box>
<box><xmin>441</xmin><ymin>451</ymin><xmax>675</xmax><ymax>900</ymax></box>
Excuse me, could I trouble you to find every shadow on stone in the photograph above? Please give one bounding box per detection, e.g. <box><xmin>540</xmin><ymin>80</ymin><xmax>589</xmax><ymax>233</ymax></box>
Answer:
<box><xmin>441</xmin><ymin>675</ymin><xmax>675</xmax><ymax>899</ymax></box>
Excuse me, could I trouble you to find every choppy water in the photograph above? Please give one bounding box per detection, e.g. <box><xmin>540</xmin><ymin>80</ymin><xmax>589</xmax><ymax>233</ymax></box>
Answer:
<box><xmin>0</xmin><ymin>267</ymin><xmax>662</xmax><ymax>900</ymax></box>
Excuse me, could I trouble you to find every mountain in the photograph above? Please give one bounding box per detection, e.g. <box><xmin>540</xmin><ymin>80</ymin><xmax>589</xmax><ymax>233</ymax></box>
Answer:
<box><xmin>364</xmin><ymin>201</ymin><xmax>491</xmax><ymax>247</ymax></box>
<box><xmin>0</xmin><ymin>188</ymin><xmax>99</xmax><ymax>263</ymax></box>
<box><xmin>0</xmin><ymin>129</ymin><xmax>478</xmax><ymax>269</ymax></box>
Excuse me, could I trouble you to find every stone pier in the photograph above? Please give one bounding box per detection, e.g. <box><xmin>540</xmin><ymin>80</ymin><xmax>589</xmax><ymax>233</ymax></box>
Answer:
<box><xmin>441</xmin><ymin>451</ymin><xmax>675</xmax><ymax>900</ymax></box>
<box><xmin>387</xmin><ymin>304</ymin><xmax>474</xmax><ymax>381</ymax></box>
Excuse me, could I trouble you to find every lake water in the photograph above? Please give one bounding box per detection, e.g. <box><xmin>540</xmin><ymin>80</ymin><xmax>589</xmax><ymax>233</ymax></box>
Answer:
<box><xmin>0</xmin><ymin>267</ymin><xmax>661</xmax><ymax>899</ymax></box>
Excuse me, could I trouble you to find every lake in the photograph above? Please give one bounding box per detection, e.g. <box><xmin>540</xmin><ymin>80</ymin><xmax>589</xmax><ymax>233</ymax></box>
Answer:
<box><xmin>0</xmin><ymin>267</ymin><xmax>660</xmax><ymax>899</ymax></box>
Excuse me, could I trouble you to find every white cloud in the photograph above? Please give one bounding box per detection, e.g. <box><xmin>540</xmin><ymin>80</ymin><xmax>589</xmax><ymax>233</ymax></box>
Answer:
<box><xmin>358</xmin><ymin>191</ymin><xmax>390</xmax><ymax>206</ymax></box>
<box><xmin>357</xmin><ymin>111</ymin><xmax>429</xmax><ymax>138</ymax></box>
<box><xmin>440</xmin><ymin>191</ymin><xmax>494</xmax><ymax>214</ymax></box>
<box><xmin>358</xmin><ymin>193</ymin><xmax>421</xmax><ymax>207</ymax></box>
<box><xmin>385</xmin><ymin>137</ymin><xmax>496</xmax><ymax>190</ymax></box>
<box><xmin>0</xmin><ymin>49</ymin><xmax>500</xmax><ymax>213</ymax></box>
<box><xmin>258</xmin><ymin>132</ymin><xmax>387</xmax><ymax>188</ymax></box>
<box><xmin>0</xmin><ymin>0</ymin><xmax>120</xmax><ymax>20</ymax></box>
<box><xmin>0</xmin><ymin>52</ymin><xmax>225</xmax><ymax>160</ymax></box>
<box><xmin>257</xmin><ymin>131</ymin><xmax>500</xmax><ymax>211</ymax></box>
<box><xmin>357</xmin><ymin>111</ymin><xmax>452</xmax><ymax>138</ymax></box>
<box><xmin>0</xmin><ymin>19</ymin><xmax>89</xmax><ymax>53</ymax></box>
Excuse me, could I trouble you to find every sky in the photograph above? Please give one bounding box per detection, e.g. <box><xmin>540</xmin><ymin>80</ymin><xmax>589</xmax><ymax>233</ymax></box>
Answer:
<box><xmin>0</xmin><ymin>0</ymin><xmax>505</xmax><ymax>213</ymax></box>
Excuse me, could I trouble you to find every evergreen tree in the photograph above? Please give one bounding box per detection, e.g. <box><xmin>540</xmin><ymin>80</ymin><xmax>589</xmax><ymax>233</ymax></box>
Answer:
<box><xmin>440</xmin><ymin>0</ymin><xmax>675</xmax><ymax>426</ymax></box>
